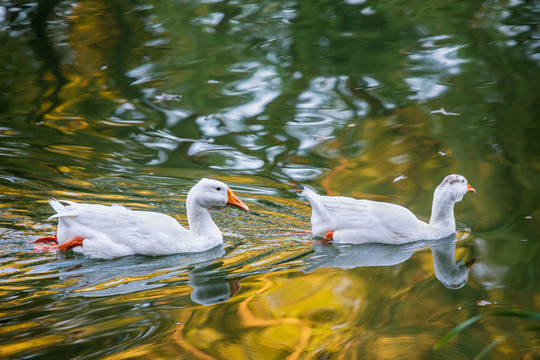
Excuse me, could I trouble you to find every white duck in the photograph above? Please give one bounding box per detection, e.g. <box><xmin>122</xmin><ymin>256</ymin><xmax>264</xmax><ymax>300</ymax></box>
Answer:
<box><xmin>302</xmin><ymin>174</ymin><xmax>475</xmax><ymax>244</ymax></box>
<box><xmin>32</xmin><ymin>178</ymin><xmax>249</xmax><ymax>259</ymax></box>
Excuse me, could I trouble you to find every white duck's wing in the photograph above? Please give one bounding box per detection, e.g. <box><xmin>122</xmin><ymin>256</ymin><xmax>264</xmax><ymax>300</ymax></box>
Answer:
<box><xmin>316</xmin><ymin>195</ymin><xmax>430</xmax><ymax>243</ymax></box>
<box><xmin>51</xmin><ymin>200</ymin><xmax>191</xmax><ymax>258</ymax></box>
<box><xmin>302</xmin><ymin>189</ymin><xmax>382</xmax><ymax>237</ymax></box>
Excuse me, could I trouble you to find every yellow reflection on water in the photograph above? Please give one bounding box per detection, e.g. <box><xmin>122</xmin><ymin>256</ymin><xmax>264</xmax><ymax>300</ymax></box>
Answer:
<box><xmin>46</xmin><ymin>145</ymin><xmax>95</xmax><ymax>160</ymax></box>
<box><xmin>139</xmin><ymin>269</ymin><xmax>370</xmax><ymax>359</ymax></box>
<box><xmin>73</xmin><ymin>268</ymin><xmax>179</xmax><ymax>294</ymax></box>
<box><xmin>236</xmin><ymin>275</ymin><xmax>311</xmax><ymax>360</ymax></box>
<box><xmin>0</xmin><ymin>334</ymin><xmax>67</xmax><ymax>358</ymax></box>
<box><xmin>309</xmin><ymin>107</ymin><xmax>454</xmax><ymax>202</ymax></box>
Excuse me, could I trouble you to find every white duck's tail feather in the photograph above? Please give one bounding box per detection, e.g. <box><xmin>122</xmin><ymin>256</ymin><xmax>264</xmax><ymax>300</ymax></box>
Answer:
<box><xmin>48</xmin><ymin>199</ymin><xmax>64</xmax><ymax>215</ymax></box>
<box><xmin>47</xmin><ymin>199</ymin><xmax>78</xmax><ymax>219</ymax></box>
<box><xmin>300</xmin><ymin>186</ymin><xmax>339</xmax><ymax>237</ymax></box>
<box><xmin>301</xmin><ymin>186</ymin><xmax>330</xmax><ymax>214</ymax></box>
<box><xmin>300</xmin><ymin>186</ymin><xmax>320</xmax><ymax>205</ymax></box>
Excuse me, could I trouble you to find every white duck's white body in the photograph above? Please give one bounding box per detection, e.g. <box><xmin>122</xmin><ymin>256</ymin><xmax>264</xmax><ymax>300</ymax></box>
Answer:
<box><xmin>38</xmin><ymin>178</ymin><xmax>248</xmax><ymax>259</ymax></box>
<box><xmin>302</xmin><ymin>174</ymin><xmax>475</xmax><ymax>245</ymax></box>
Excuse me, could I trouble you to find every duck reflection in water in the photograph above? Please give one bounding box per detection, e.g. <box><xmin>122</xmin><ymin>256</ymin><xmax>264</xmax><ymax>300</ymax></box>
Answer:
<box><xmin>430</xmin><ymin>235</ymin><xmax>476</xmax><ymax>289</ymax></box>
<box><xmin>305</xmin><ymin>233</ymin><xmax>475</xmax><ymax>289</ymax></box>
<box><xmin>189</xmin><ymin>259</ymin><xmax>242</xmax><ymax>306</ymax></box>
<box><xmin>55</xmin><ymin>245</ymin><xmax>240</xmax><ymax>305</ymax></box>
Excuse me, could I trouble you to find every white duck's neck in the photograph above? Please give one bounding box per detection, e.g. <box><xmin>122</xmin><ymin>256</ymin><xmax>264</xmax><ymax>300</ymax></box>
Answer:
<box><xmin>186</xmin><ymin>197</ymin><xmax>221</xmax><ymax>239</ymax></box>
<box><xmin>428</xmin><ymin>192</ymin><xmax>456</xmax><ymax>235</ymax></box>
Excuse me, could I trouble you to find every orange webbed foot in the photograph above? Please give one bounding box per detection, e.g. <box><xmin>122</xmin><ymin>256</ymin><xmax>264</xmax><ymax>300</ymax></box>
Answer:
<box><xmin>311</xmin><ymin>230</ymin><xmax>334</xmax><ymax>246</ymax></box>
<box><xmin>32</xmin><ymin>236</ymin><xmax>84</xmax><ymax>253</ymax></box>
<box><xmin>31</xmin><ymin>235</ymin><xmax>58</xmax><ymax>244</ymax></box>
<box><xmin>324</xmin><ymin>230</ymin><xmax>334</xmax><ymax>241</ymax></box>
<box><xmin>57</xmin><ymin>236</ymin><xmax>84</xmax><ymax>251</ymax></box>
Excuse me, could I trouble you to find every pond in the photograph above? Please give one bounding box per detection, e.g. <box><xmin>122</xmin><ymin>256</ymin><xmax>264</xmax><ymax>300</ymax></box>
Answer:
<box><xmin>1</xmin><ymin>0</ymin><xmax>539</xmax><ymax>358</ymax></box>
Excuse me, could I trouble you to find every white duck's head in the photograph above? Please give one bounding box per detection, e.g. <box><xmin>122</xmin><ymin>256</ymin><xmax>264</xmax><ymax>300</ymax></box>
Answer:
<box><xmin>433</xmin><ymin>174</ymin><xmax>475</xmax><ymax>203</ymax></box>
<box><xmin>188</xmin><ymin>178</ymin><xmax>249</xmax><ymax>212</ymax></box>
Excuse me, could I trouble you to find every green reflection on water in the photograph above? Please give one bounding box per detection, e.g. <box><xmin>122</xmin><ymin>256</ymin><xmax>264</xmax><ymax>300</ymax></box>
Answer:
<box><xmin>0</xmin><ymin>0</ymin><xmax>539</xmax><ymax>358</ymax></box>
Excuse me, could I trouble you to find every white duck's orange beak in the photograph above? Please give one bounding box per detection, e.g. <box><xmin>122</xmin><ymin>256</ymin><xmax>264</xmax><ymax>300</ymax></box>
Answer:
<box><xmin>467</xmin><ymin>183</ymin><xmax>476</xmax><ymax>193</ymax></box>
<box><xmin>227</xmin><ymin>188</ymin><xmax>249</xmax><ymax>211</ymax></box>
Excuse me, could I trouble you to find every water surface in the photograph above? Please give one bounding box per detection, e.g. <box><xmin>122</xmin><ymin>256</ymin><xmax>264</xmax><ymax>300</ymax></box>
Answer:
<box><xmin>1</xmin><ymin>0</ymin><xmax>539</xmax><ymax>358</ymax></box>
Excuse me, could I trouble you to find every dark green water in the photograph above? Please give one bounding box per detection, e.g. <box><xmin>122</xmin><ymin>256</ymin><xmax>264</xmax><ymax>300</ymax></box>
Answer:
<box><xmin>1</xmin><ymin>0</ymin><xmax>539</xmax><ymax>358</ymax></box>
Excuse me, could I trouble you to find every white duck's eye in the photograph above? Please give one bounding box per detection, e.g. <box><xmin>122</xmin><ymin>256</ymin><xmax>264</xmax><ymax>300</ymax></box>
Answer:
<box><xmin>216</xmin><ymin>187</ymin><xmax>221</xmax><ymax>191</ymax></box>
